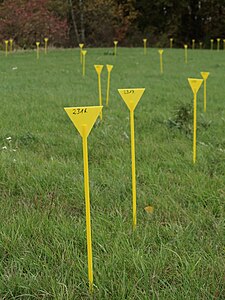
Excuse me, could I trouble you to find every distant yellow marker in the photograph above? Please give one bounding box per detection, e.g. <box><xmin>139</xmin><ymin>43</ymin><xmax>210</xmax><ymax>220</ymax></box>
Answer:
<box><xmin>143</xmin><ymin>38</ymin><xmax>147</xmax><ymax>55</ymax></box>
<box><xmin>44</xmin><ymin>38</ymin><xmax>48</xmax><ymax>54</ymax></box>
<box><xmin>217</xmin><ymin>38</ymin><xmax>220</xmax><ymax>51</ymax></box>
<box><xmin>192</xmin><ymin>39</ymin><xmax>195</xmax><ymax>49</ymax></box>
<box><xmin>158</xmin><ymin>49</ymin><xmax>164</xmax><ymax>74</ymax></box>
<box><xmin>188</xmin><ymin>78</ymin><xmax>203</xmax><ymax>164</ymax></box>
<box><xmin>106</xmin><ymin>65</ymin><xmax>113</xmax><ymax>107</ymax></box>
<box><xmin>114</xmin><ymin>41</ymin><xmax>118</xmax><ymax>56</ymax></box>
<box><xmin>200</xmin><ymin>72</ymin><xmax>210</xmax><ymax>112</ymax></box>
<box><xmin>199</xmin><ymin>42</ymin><xmax>203</xmax><ymax>49</ymax></box>
<box><xmin>184</xmin><ymin>44</ymin><xmax>188</xmax><ymax>63</ymax></box>
<box><xmin>79</xmin><ymin>43</ymin><xmax>84</xmax><ymax>64</ymax></box>
<box><xmin>223</xmin><ymin>39</ymin><xmax>225</xmax><ymax>50</ymax></box>
<box><xmin>210</xmin><ymin>39</ymin><xmax>214</xmax><ymax>50</ymax></box>
<box><xmin>5</xmin><ymin>40</ymin><xmax>8</xmax><ymax>57</ymax></box>
<box><xmin>118</xmin><ymin>88</ymin><xmax>145</xmax><ymax>229</ymax></box>
<box><xmin>170</xmin><ymin>38</ymin><xmax>173</xmax><ymax>49</ymax></box>
<box><xmin>64</xmin><ymin>105</ymin><xmax>103</xmax><ymax>293</ymax></box>
<box><xmin>94</xmin><ymin>65</ymin><xmax>104</xmax><ymax>119</ymax></box>
<box><xmin>9</xmin><ymin>38</ymin><xmax>13</xmax><ymax>52</ymax></box>
<box><xmin>82</xmin><ymin>50</ymin><xmax>87</xmax><ymax>77</ymax></box>
<box><xmin>36</xmin><ymin>42</ymin><xmax>40</xmax><ymax>59</ymax></box>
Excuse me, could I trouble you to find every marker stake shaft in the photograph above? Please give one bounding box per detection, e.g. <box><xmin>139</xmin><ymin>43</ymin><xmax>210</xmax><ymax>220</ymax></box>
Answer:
<box><xmin>204</xmin><ymin>80</ymin><xmax>207</xmax><ymax>112</ymax></box>
<box><xmin>82</xmin><ymin>128</ymin><xmax>93</xmax><ymax>293</ymax></box>
<box><xmin>130</xmin><ymin>109</ymin><xmax>137</xmax><ymax>229</ymax></box>
<box><xmin>98</xmin><ymin>75</ymin><xmax>102</xmax><ymax>119</ymax></box>
<box><xmin>83</xmin><ymin>55</ymin><xmax>85</xmax><ymax>77</ymax></box>
<box><xmin>160</xmin><ymin>55</ymin><xmax>163</xmax><ymax>73</ymax></box>
<box><xmin>106</xmin><ymin>72</ymin><xmax>111</xmax><ymax>107</ymax></box>
<box><xmin>193</xmin><ymin>93</ymin><xmax>197</xmax><ymax>164</ymax></box>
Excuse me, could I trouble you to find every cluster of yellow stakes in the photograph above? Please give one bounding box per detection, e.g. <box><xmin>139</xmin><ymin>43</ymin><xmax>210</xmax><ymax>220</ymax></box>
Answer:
<box><xmin>3</xmin><ymin>37</ymin><xmax>212</xmax><ymax>292</ymax></box>
<box><xmin>62</xmin><ymin>39</ymin><xmax>212</xmax><ymax>293</ymax></box>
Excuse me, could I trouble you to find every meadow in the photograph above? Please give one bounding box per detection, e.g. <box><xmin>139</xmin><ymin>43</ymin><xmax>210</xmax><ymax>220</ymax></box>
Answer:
<box><xmin>0</xmin><ymin>47</ymin><xmax>224</xmax><ymax>299</ymax></box>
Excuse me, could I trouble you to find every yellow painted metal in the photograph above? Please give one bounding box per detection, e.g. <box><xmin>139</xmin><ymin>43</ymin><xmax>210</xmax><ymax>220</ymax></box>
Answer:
<box><xmin>184</xmin><ymin>45</ymin><xmax>188</xmax><ymax>63</ymax></box>
<box><xmin>210</xmin><ymin>39</ymin><xmax>214</xmax><ymax>50</ymax></box>
<box><xmin>217</xmin><ymin>38</ymin><xmax>220</xmax><ymax>51</ymax></box>
<box><xmin>79</xmin><ymin>43</ymin><xmax>84</xmax><ymax>64</ymax></box>
<box><xmin>82</xmin><ymin>50</ymin><xmax>87</xmax><ymax>77</ymax></box>
<box><xmin>36</xmin><ymin>42</ymin><xmax>40</xmax><ymax>59</ymax></box>
<box><xmin>44</xmin><ymin>38</ymin><xmax>48</xmax><ymax>54</ymax></box>
<box><xmin>106</xmin><ymin>65</ymin><xmax>113</xmax><ymax>107</ymax></box>
<box><xmin>118</xmin><ymin>88</ymin><xmax>145</xmax><ymax>229</ymax></box>
<box><xmin>158</xmin><ymin>49</ymin><xmax>164</xmax><ymax>74</ymax></box>
<box><xmin>188</xmin><ymin>78</ymin><xmax>203</xmax><ymax>164</ymax></box>
<box><xmin>143</xmin><ymin>38</ymin><xmax>147</xmax><ymax>55</ymax></box>
<box><xmin>192</xmin><ymin>39</ymin><xmax>195</xmax><ymax>49</ymax></box>
<box><xmin>200</xmin><ymin>72</ymin><xmax>210</xmax><ymax>112</ymax></box>
<box><xmin>170</xmin><ymin>38</ymin><xmax>173</xmax><ymax>49</ymax></box>
<box><xmin>94</xmin><ymin>65</ymin><xmax>104</xmax><ymax>120</ymax></box>
<box><xmin>199</xmin><ymin>42</ymin><xmax>203</xmax><ymax>49</ymax></box>
<box><xmin>64</xmin><ymin>105</ymin><xmax>102</xmax><ymax>292</ymax></box>
<box><xmin>113</xmin><ymin>41</ymin><xmax>118</xmax><ymax>56</ymax></box>
<box><xmin>9</xmin><ymin>39</ymin><xmax>13</xmax><ymax>52</ymax></box>
<box><xmin>5</xmin><ymin>40</ymin><xmax>8</xmax><ymax>57</ymax></box>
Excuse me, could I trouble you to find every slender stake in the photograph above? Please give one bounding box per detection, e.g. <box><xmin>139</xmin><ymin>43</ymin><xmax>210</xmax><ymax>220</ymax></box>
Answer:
<box><xmin>106</xmin><ymin>72</ymin><xmax>111</xmax><ymax>107</ymax></box>
<box><xmin>160</xmin><ymin>54</ymin><xmax>163</xmax><ymax>74</ymax></box>
<box><xmin>193</xmin><ymin>93</ymin><xmax>197</xmax><ymax>164</ymax></box>
<box><xmin>204</xmin><ymin>79</ymin><xmax>207</xmax><ymax>112</ymax></box>
<box><xmin>98</xmin><ymin>74</ymin><xmax>102</xmax><ymax>119</ymax></box>
<box><xmin>82</xmin><ymin>55</ymin><xmax>85</xmax><ymax>77</ymax></box>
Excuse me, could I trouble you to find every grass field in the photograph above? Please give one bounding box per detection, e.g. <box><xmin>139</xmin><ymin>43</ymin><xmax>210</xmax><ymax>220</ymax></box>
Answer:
<box><xmin>0</xmin><ymin>47</ymin><xmax>224</xmax><ymax>299</ymax></box>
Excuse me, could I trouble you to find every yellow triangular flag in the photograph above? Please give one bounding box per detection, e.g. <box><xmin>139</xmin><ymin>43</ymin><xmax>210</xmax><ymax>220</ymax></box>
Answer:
<box><xmin>82</xmin><ymin>50</ymin><xmax>87</xmax><ymax>56</ymax></box>
<box><xmin>64</xmin><ymin>106</ymin><xmax>102</xmax><ymax>138</ymax></box>
<box><xmin>200</xmin><ymin>72</ymin><xmax>210</xmax><ymax>80</ymax></box>
<box><xmin>118</xmin><ymin>88</ymin><xmax>145</xmax><ymax>111</ymax></box>
<box><xmin>79</xmin><ymin>43</ymin><xmax>84</xmax><ymax>49</ymax></box>
<box><xmin>158</xmin><ymin>49</ymin><xmax>163</xmax><ymax>54</ymax></box>
<box><xmin>188</xmin><ymin>78</ymin><xmax>203</xmax><ymax>94</ymax></box>
<box><xmin>114</xmin><ymin>41</ymin><xmax>118</xmax><ymax>45</ymax></box>
<box><xmin>106</xmin><ymin>64</ymin><xmax>113</xmax><ymax>72</ymax></box>
<box><xmin>94</xmin><ymin>65</ymin><xmax>104</xmax><ymax>75</ymax></box>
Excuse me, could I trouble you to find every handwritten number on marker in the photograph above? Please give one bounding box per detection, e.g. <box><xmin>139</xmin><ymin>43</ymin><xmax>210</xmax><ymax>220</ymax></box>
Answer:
<box><xmin>124</xmin><ymin>90</ymin><xmax>134</xmax><ymax>94</ymax></box>
<box><xmin>73</xmin><ymin>108</ymin><xmax>88</xmax><ymax>115</ymax></box>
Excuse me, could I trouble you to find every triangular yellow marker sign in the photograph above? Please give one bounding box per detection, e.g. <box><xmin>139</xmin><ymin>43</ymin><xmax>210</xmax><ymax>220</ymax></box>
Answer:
<box><xmin>64</xmin><ymin>106</ymin><xmax>102</xmax><ymax>138</ymax></box>
<box><xmin>94</xmin><ymin>65</ymin><xmax>103</xmax><ymax>75</ymax></box>
<box><xmin>79</xmin><ymin>43</ymin><xmax>84</xmax><ymax>49</ymax></box>
<box><xmin>82</xmin><ymin>50</ymin><xmax>87</xmax><ymax>56</ymax></box>
<box><xmin>106</xmin><ymin>64</ymin><xmax>113</xmax><ymax>72</ymax></box>
<box><xmin>118</xmin><ymin>88</ymin><xmax>145</xmax><ymax>111</ymax></box>
<box><xmin>158</xmin><ymin>49</ymin><xmax>163</xmax><ymax>54</ymax></box>
<box><xmin>200</xmin><ymin>72</ymin><xmax>209</xmax><ymax>80</ymax></box>
<box><xmin>188</xmin><ymin>78</ymin><xmax>203</xmax><ymax>94</ymax></box>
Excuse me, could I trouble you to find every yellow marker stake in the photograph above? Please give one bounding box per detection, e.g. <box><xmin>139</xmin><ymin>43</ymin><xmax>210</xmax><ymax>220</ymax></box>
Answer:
<box><xmin>223</xmin><ymin>39</ymin><xmax>225</xmax><ymax>50</ymax></box>
<box><xmin>79</xmin><ymin>43</ymin><xmax>84</xmax><ymax>64</ymax></box>
<box><xmin>64</xmin><ymin>105</ymin><xmax>103</xmax><ymax>293</ymax></box>
<box><xmin>200</xmin><ymin>72</ymin><xmax>210</xmax><ymax>113</ymax></box>
<box><xmin>192</xmin><ymin>39</ymin><xmax>195</xmax><ymax>49</ymax></box>
<box><xmin>184</xmin><ymin>44</ymin><xmax>188</xmax><ymax>63</ymax></box>
<box><xmin>143</xmin><ymin>39</ymin><xmax>147</xmax><ymax>55</ymax></box>
<box><xmin>9</xmin><ymin>38</ymin><xmax>13</xmax><ymax>52</ymax></box>
<box><xmin>217</xmin><ymin>38</ymin><xmax>220</xmax><ymax>51</ymax></box>
<box><xmin>158</xmin><ymin>49</ymin><xmax>164</xmax><ymax>74</ymax></box>
<box><xmin>44</xmin><ymin>38</ymin><xmax>48</xmax><ymax>54</ymax></box>
<box><xmin>118</xmin><ymin>88</ymin><xmax>145</xmax><ymax>229</ymax></box>
<box><xmin>106</xmin><ymin>64</ymin><xmax>113</xmax><ymax>107</ymax></box>
<box><xmin>210</xmin><ymin>39</ymin><xmax>214</xmax><ymax>50</ymax></box>
<box><xmin>82</xmin><ymin>50</ymin><xmax>87</xmax><ymax>77</ymax></box>
<box><xmin>5</xmin><ymin>40</ymin><xmax>8</xmax><ymax>57</ymax></box>
<box><xmin>114</xmin><ymin>41</ymin><xmax>118</xmax><ymax>56</ymax></box>
<box><xmin>199</xmin><ymin>42</ymin><xmax>203</xmax><ymax>49</ymax></box>
<box><xmin>36</xmin><ymin>42</ymin><xmax>40</xmax><ymax>59</ymax></box>
<box><xmin>188</xmin><ymin>79</ymin><xmax>203</xmax><ymax>164</ymax></box>
<box><xmin>170</xmin><ymin>38</ymin><xmax>173</xmax><ymax>49</ymax></box>
<box><xmin>94</xmin><ymin>65</ymin><xmax>104</xmax><ymax>119</ymax></box>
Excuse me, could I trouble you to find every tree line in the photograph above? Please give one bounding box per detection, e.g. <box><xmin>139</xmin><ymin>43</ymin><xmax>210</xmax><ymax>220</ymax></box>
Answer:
<box><xmin>0</xmin><ymin>0</ymin><xmax>224</xmax><ymax>48</ymax></box>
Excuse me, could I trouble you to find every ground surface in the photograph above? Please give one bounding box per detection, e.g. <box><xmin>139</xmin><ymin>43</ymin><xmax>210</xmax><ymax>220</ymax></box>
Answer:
<box><xmin>0</xmin><ymin>47</ymin><xmax>224</xmax><ymax>299</ymax></box>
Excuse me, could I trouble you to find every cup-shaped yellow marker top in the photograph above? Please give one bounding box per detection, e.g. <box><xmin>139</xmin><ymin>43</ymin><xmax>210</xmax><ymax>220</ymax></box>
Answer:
<box><xmin>188</xmin><ymin>78</ymin><xmax>203</xmax><ymax>164</ymax></box>
<box><xmin>200</xmin><ymin>72</ymin><xmax>210</xmax><ymax>112</ymax></box>
<box><xmin>106</xmin><ymin>65</ymin><xmax>113</xmax><ymax>107</ymax></box>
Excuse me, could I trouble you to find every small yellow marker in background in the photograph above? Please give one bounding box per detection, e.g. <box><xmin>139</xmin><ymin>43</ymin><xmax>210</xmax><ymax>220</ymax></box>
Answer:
<box><xmin>158</xmin><ymin>49</ymin><xmax>164</xmax><ymax>74</ymax></box>
<box><xmin>113</xmin><ymin>41</ymin><xmax>118</xmax><ymax>56</ymax></box>
<box><xmin>94</xmin><ymin>65</ymin><xmax>104</xmax><ymax>119</ymax></box>
<box><xmin>64</xmin><ymin>105</ymin><xmax>103</xmax><ymax>293</ymax></box>
<box><xmin>143</xmin><ymin>38</ymin><xmax>147</xmax><ymax>55</ymax></box>
<box><xmin>192</xmin><ymin>39</ymin><xmax>195</xmax><ymax>49</ymax></box>
<box><xmin>9</xmin><ymin>38</ymin><xmax>13</xmax><ymax>52</ymax></box>
<box><xmin>118</xmin><ymin>88</ymin><xmax>145</xmax><ymax>230</ymax></box>
<box><xmin>184</xmin><ymin>44</ymin><xmax>188</xmax><ymax>63</ymax></box>
<box><xmin>217</xmin><ymin>38</ymin><xmax>220</xmax><ymax>51</ymax></box>
<box><xmin>223</xmin><ymin>39</ymin><xmax>225</xmax><ymax>50</ymax></box>
<box><xmin>82</xmin><ymin>50</ymin><xmax>87</xmax><ymax>77</ymax></box>
<box><xmin>170</xmin><ymin>38</ymin><xmax>173</xmax><ymax>49</ymax></box>
<box><xmin>44</xmin><ymin>38</ymin><xmax>48</xmax><ymax>54</ymax></box>
<box><xmin>188</xmin><ymin>78</ymin><xmax>203</xmax><ymax>164</ymax></box>
<box><xmin>5</xmin><ymin>40</ymin><xmax>8</xmax><ymax>57</ymax></box>
<box><xmin>210</xmin><ymin>39</ymin><xmax>214</xmax><ymax>50</ymax></box>
<box><xmin>36</xmin><ymin>42</ymin><xmax>40</xmax><ymax>59</ymax></box>
<box><xmin>106</xmin><ymin>65</ymin><xmax>113</xmax><ymax>107</ymax></box>
<box><xmin>199</xmin><ymin>42</ymin><xmax>203</xmax><ymax>49</ymax></box>
<box><xmin>200</xmin><ymin>72</ymin><xmax>210</xmax><ymax>112</ymax></box>
<box><xmin>79</xmin><ymin>43</ymin><xmax>84</xmax><ymax>64</ymax></box>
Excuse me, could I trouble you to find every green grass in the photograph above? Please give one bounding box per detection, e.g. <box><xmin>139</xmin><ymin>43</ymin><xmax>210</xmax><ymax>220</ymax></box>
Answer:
<box><xmin>0</xmin><ymin>47</ymin><xmax>224</xmax><ymax>299</ymax></box>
